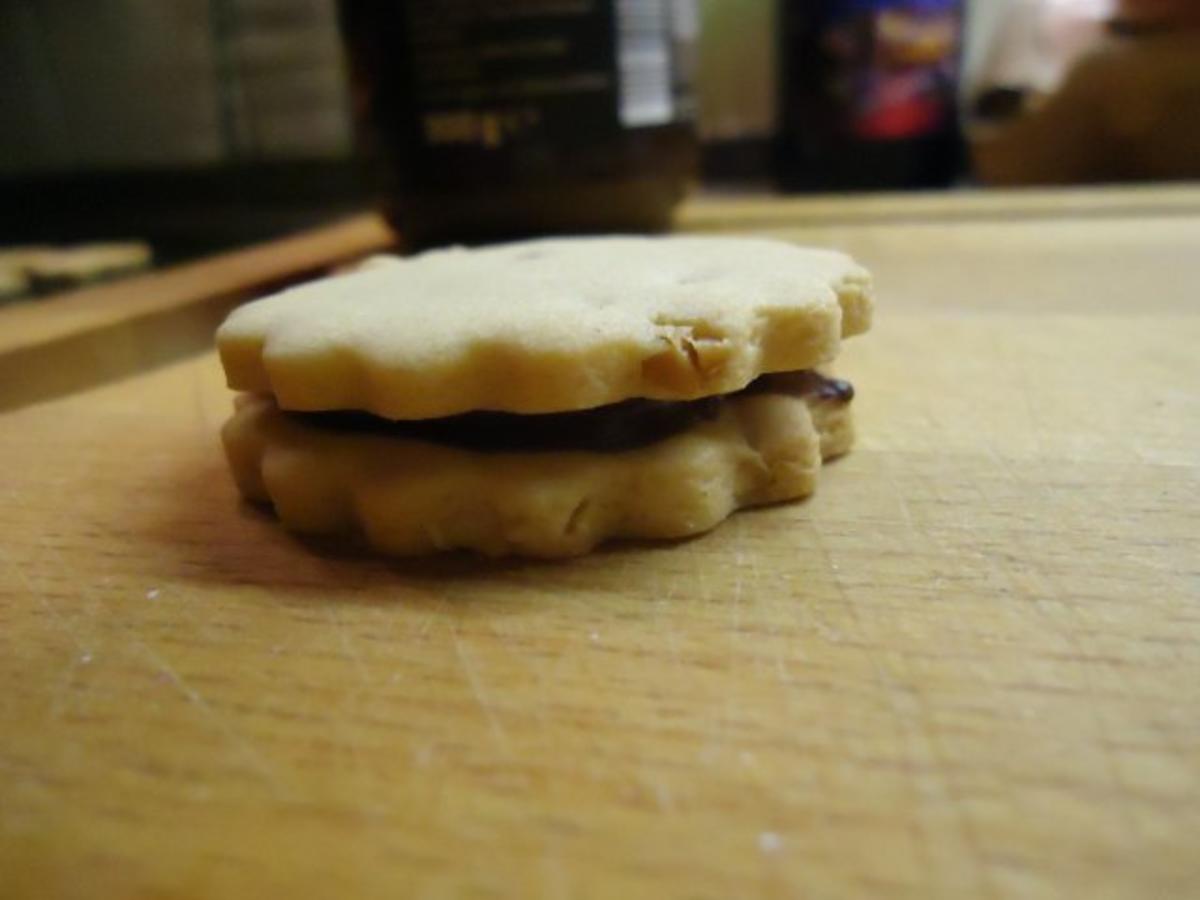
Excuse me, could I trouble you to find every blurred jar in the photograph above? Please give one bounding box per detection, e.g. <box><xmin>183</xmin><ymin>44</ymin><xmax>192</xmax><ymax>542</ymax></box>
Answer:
<box><xmin>776</xmin><ymin>0</ymin><xmax>966</xmax><ymax>191</ymax></box>
<box><xmin>338</xmin><ymin>0</ymin><xmax>699</xmax><ymax>250</ymax></box>
<box><xmin>969</xmin><ymin>0</ymin><xmax>1200</xmax><ymax>184</ymax></box>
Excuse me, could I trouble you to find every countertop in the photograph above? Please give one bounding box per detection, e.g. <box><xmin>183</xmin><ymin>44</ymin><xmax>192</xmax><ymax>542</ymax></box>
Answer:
<box><xmin>2</xmin><ymin>186</ymin><xmax>1198</xmax><ymax>899</ymax></box>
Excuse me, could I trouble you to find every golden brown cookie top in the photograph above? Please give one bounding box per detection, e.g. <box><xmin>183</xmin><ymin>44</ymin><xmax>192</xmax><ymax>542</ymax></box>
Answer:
<box><xmin>217</xmin><ymin>236</ymin><xmax>872</xmax><ymax>419</ymax></box>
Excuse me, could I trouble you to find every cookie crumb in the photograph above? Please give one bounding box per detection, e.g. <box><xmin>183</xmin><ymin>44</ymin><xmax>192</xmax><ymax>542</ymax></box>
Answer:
<box><xmin>758</xmin><ymin>831</ymin><xmax>783</xmax><ymax>854</ymax></box>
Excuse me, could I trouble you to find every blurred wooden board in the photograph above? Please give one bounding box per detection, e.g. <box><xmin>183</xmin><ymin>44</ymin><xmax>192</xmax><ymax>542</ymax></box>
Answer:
<box><xmin>1</xmin><ymin>189</ymin><xmax>1198</xmax><ymax>899</ymax></box>
<box><xmin>0</xmin><ymin>214</ymin><xmax>393</xmax><ymax>412</ymax></box>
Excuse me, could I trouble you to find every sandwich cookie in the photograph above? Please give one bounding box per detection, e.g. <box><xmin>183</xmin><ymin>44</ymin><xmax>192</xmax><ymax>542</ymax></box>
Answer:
<box><xmin>217</xmin><ymin>236</ymin><xmax>873</xmax><ymax>557</ymax></box>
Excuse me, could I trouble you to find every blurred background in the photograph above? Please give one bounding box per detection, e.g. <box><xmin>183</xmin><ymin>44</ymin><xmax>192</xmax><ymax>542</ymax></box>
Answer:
<box><xmin>1</xmin><ymin>0</ymin><xmax>1197</xmax><ymax>289</ymax></box>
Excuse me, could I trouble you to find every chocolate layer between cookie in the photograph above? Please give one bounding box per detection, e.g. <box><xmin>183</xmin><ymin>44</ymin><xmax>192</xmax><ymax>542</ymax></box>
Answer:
<box><xmin>293</xmin><ymin>370</ymin><xmax>853</xmax><ymax>454</ymax></box>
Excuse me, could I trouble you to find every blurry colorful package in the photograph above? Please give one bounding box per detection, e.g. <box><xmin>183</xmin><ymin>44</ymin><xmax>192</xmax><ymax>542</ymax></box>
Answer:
<box><xmin>777</xmin><ymin>0</ymin><xmax>963</xmax><ymax>191</ymax></box>
<box><xmin>826</xmin><ymin>0</ymin><xmax>961</xmax><ymax>140</ymax></box>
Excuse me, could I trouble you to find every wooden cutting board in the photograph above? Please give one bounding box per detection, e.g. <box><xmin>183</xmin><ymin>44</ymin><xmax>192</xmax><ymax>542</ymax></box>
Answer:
<box><xmin>2</xmin><ymin>189</ymin><xmax>1198</xmax><ymax>899</ymax></box>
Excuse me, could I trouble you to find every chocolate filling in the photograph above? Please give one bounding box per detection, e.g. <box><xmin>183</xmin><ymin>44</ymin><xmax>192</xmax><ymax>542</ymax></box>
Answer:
<box><xmin>294</xmin><ymin>370</ymin><xmax>853</xmax><ymax>453</ymax></box>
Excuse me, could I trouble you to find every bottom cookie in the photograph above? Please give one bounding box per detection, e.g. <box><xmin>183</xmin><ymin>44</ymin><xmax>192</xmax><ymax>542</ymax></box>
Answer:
<box><xmin>222</xmin><ymin>388</ymin><xmax>854</xmax><ymax>559</ymax></box>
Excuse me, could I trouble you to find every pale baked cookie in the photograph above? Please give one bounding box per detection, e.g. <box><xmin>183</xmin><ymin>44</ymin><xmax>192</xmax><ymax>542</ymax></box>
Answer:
<box><xmin>218</xmin><ymin>236</ymin><xmax>871</xmax><ymax>419</ymax></box>
<box><xmin>216</xmin><ymin>236</ymin><xmax>872</xmax><ymax>558</ymax></box>
<box><xmin>222</xmin><ymin>378</ymin><xmax>855</xmax><ymax>559</ymax></box>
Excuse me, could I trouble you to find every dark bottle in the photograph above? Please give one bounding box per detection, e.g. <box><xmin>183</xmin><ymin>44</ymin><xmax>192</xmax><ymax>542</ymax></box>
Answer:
<box><xmin>338</xmin><ymin>0</ymin><xmax>699</xmax><ymax>250</ymax></box>
<box><xmin>776</xmin><ymin>0</ymin><xmax>964</xmax><ymax>191</ymax></box>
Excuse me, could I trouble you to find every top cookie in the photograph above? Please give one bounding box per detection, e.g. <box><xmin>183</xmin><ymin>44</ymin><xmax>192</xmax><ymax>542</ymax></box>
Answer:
<box><xmin>217</xmin><ymin>236</ymin><xmax>872</xmax><ymax>419</ymax></box>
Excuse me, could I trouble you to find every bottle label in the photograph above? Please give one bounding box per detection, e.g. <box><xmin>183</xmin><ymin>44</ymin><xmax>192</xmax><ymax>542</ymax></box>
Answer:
<box><xmin>616</xmin><ymin>0</ymin><xmax>697</xmax><ymax>127</ymax></box>
<box><xmin>401</xmin><ymin>0</ymin><xmax>692</xmax><ymax>153</ymax></box>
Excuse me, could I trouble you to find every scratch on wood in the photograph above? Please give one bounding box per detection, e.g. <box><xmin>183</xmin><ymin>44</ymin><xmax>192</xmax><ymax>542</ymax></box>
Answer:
<box><xmin>539</xmin><ymin>837</ymin><xmax>570</xmax><ymax>900</ymax></box>
<box><xmin>653</xmin><ymin>781</ymin><xmax>675</xmax><ymax>813</ymax></box>
<box><xmin>45</xmin><ymin>652</ymin><xmax>89</xmax><ymax>722</ymax></box>
<box><xmin>815</xmin><ymin>523</ymin><xmax>998</xmax><ymax>898</ymax></box>
<box><xmin>191</xmin><ymin>366</ymin><xmax>217</xmax><ymax>433</ymax></box>
<box><xmin>451</xmin><ymin>623</ymin><xmax>510</xmax><ymax>751</ymax></box>
<box><xmin>327</xmin><ymin>605</ymin><xmax>372</xmax><ymax>688</ymax></box>
<box><xmin>1028</xmin><ymin>551</ymin><xmax>1142</xmax><ymax>836</ymax></box>
<box><xmin>134</xmin><ymin>638</ymin><xmax>288</xmax><ymax>796</ymax></box>
<box><xmin>0</xmin><ymin>542</ymin><xmax>89</xmax><ymax>655</ymax></box>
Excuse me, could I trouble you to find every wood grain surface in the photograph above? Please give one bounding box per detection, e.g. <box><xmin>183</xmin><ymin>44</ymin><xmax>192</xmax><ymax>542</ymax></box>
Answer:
<box><xmin>2</xmin><ymin>190</ymin><xmax>1198</xmax><ymax>899</ymax></box>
